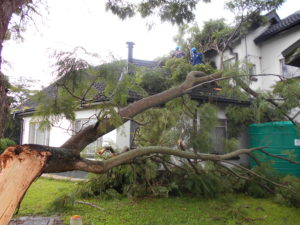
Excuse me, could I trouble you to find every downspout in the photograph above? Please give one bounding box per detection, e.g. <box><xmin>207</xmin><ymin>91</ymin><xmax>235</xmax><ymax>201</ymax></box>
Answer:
<box><xmin>244</xmin><ymin>35</ymin><xmax>248</xmax><ymax>63</ymax></box>
<box><xmin>19</xmin><ymin>118</ymin><xmax>24</xmax><ymax>145</ymax></box>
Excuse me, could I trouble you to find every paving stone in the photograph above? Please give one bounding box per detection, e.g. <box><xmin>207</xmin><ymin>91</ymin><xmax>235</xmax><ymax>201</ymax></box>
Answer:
<box><xmin>9</xmin><ymin>216</ymin><xmax>64</xmax><ymax>225</ymax></box>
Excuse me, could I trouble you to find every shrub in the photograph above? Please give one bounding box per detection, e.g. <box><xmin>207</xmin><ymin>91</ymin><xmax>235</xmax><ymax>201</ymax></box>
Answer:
<box><xmin>275</xmin><ymin>175</ymin><xmax>300</xmax><ymax>207</ymax></box>
<box><xmin>245</xmin><ymin>163</ymin><xmax>281</xmax><ymax>198</ymax></box>
<box><xmin>0</xmin><ymin>138</ymin><xmax>16</xmax><ymax>154</ymax></box>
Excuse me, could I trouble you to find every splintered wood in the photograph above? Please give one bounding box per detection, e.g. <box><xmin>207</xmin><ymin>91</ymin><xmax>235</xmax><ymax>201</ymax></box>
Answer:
<box><xmin>0</xmin><ymin>146</ymin><xmax>51</xmax><ymax>225</ymax></box>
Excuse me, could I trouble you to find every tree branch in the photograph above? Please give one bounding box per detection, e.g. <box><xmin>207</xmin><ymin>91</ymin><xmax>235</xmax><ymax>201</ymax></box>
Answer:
<box><xmin>73</xmin><ymin>146</ymin><xmax>264</xmax><ymax>173</ymax></box>
<box><xmin>61</xmin><ymin>71</ymin><xmax>222</xmax><ymax>152</ymax></box>
<box><xmin>258</xmin><ymin>149</ymin><xmax>300</xmax><ymax>165</ymax></box>
<box><xmin>220</xmin><ymin>160</ymin><xmax>297</xmax><ymax>194</ymax></box>
<box><xmin>216</xmin><ymin>162</ymin><xmax>275</xmax><ymax>194</ymax></box>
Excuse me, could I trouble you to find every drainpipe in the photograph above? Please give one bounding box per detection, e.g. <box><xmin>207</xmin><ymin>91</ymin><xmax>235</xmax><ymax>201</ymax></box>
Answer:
<box><xmin>19</xmin><ymin>118</ymin><xmax>24</xmax><ymax>145</ymax></box>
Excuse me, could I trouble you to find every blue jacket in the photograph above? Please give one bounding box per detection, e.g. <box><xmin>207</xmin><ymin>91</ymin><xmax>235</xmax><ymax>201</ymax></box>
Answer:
<box><xmin>191</xmin><ymin>52</ymin><xmax>203</xmax><ymax>65</ymax></box>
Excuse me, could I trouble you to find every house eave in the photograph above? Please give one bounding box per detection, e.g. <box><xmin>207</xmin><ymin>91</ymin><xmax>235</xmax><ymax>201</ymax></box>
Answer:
<box><xmin>282</xmin><ymin>39</ymin><xmax>300</xmax><ymax>67</ymax></box>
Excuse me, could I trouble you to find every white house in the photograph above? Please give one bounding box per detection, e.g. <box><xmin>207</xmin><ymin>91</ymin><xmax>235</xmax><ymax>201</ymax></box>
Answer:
<box><xmin>208</xmin><ymin>10</ymin><xmax>300</xmax><ymax>90</ymax></box>
<box><xmin>17</xmin><ymin>42</ymin><xmax>159</xmax><ymax>157</ymax></box>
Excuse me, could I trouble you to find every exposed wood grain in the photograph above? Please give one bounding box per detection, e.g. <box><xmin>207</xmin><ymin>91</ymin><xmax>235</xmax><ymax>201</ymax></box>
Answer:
<box><xmin>0</xmin><ymin>146</ymin><xmax>51</xmax><ymax>225</ymax></box>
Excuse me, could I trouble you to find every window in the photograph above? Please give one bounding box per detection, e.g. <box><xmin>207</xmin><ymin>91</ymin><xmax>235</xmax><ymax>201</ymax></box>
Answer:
<box><xmin>223</xmin><ymin>57</ymin><xmax>236</xmax><ymax>69</ymax></box>
<box><xmin>74</xmin><ymin>119</ymin><xmax>102</xmax><ymax>157</ymax></box>
<box><xmin>211</xmin><ymin>119</ymin><xmax>227</xmax><ymax>154</ymax></box>
<box><xmin>280</xmin><ymin>59</ymin><xmax>300</xmax><ymax>78</ymax></box>
<box><xmin>29</xmin><ymin>123</ymin><xmax>50</xmax><ymax>145</ymax></box>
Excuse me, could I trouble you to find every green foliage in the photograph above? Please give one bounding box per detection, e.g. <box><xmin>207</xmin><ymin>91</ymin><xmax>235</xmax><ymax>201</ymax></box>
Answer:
<box><xmin>193</xmin><ymin>63</ymin><xmax>216</xmax><ymax>74</ymax></box>
<box><xmin>224</xmin><ymin>138</ymin><xmax>239</xmax><ymax>153</ymax></box>
<box><xmin>163</xmin><ymin>54</ymin><xmax>216</xmax><ymax>84</ymax></box>
<box><xmin>218</xmin><ymin>63</ymin><xmax>251</xmax><ymax>101</ymax></box>
<box><xmin>272</xmin><ymin>79</ymin><xmax>300</xmax><ymax>113</ymax></box>
<box><xmin>106</xmin><ymin>0</ymin><xmax>210</xmax><ymax>25</ymax></box>
<box><xmin>50</xmin><ymin>193</ymin><xmax>76</xmax><ymax>212</ymax></box>
<box><xmin>275</xmin><ymin>175</ymin><xmax>300</xmax><ymax>207</ymax></box>
<box><xmin>187</xmin><ymin>19</ymin><xmax>234</xmax><ymax>53</ymax></box>
<box><xmin>32</xmin><ymin>59</ymin><xmax>146</xmax><ymax>128</ymax></box>
<box><xmin>135</xmin><ymin>67</ymin><xmax>171</xmax><ymax>94</ymax></box>
<box><xmin>8</xmin><ymin>77</ymin><xmax>38</xmax><ymax>109</ymax></box>
<box><xmin>225</xmin><ymin>0</ymin><xmax>286</xmax><ymax>36</ymax></box>
<box><xmin>0</xmin><ymin>138</ymin><xmax>16</xmax><ymax>154</ymax></box>
<box><xmin>226</xmin><ymin>106</ymin><xmax>254</xmax><ymax>137</ymax></box>
<box><xmin>164</xmin><ymin>58</ymin><xmax>193</xmax><ymax>83</ymax></box>
<box><xmin>226</xmin><ymin>0</ymin><xmax>286</xmax><ymax>14</ymax></box>
<box><xmin>135</xmin><ymin>108</ymin><xmax>179</xmax><ymax>147</ymax></box>
<box><xmin>246</xmin><ymin>163</ymin><xmax>280</xmax><ymax>198</ymax></box>
<box><xmin>75</xmin><ymin>160</ymin><xmax>177</xmax><ymax>199</ymax></box>
<box><xmin>75</xmin><ymin>160</ymin><xmax>238</xmax><ymax>200</ymax></box>
<box><xmin>182</xmin><ymin>171</ymin><xmax>230</xmax><ymax>198</ymax></box>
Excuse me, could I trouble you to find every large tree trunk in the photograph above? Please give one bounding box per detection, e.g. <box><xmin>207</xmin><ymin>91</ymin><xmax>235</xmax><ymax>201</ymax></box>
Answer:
<box><xmin>0</xmin><ymin>146</ymin><xmax>51</xmax><ymax>225</ymax></box>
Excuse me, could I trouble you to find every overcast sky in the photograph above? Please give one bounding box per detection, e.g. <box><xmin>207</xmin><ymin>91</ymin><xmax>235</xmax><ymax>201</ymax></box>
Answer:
<box><xmin>2</xmin><ymin>0</ymin><xmax>299</xmax><ymax>89</ymax></box>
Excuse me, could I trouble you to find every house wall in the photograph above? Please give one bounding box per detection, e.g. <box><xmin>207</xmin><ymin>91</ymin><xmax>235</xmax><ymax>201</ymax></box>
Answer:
<box><xmin>213</xmin><ymin>25</ymin><xmax>300</xmax><ymax>90</ymax></box>
<box><xmin>21</xmin><ymin>108</ymin><xmax>131</xmax><ymax>151</ymax></box>
<box><xmin>258</xmin><ymin>26</ymin><xmax>300</xmax><ymax>89</ymax></box>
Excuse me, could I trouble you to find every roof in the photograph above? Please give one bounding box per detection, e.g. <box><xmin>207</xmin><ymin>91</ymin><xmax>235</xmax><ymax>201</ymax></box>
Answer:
<box><xmin>131</xmin><ymin>58</ymin><xmax>160</xmax><ymax>68</ymax></box>
<box><xmin>189</xmin><ymin>86</ymin><xmax>250</xmax><ymax>106</ymax></box>
<box><xmin>255</xmin><ymin>11</ymin><xmax>300</xmax><ymax>43</ymax></box>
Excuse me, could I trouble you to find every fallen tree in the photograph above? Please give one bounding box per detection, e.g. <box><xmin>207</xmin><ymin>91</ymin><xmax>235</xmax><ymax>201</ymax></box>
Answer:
<box><xmin>0</xmin><ymin>0</ymin><xmax>294</xmax><ymax>223</ymax></box>
<box><xmin>0</xmin><ymin>71</ymin><xmax>227</xmax><ymax>224</ymax></box>
<box><xmin>2</xmin><ymin>67</ymin><xmax>300</xmax><ymax>223</ymax></box>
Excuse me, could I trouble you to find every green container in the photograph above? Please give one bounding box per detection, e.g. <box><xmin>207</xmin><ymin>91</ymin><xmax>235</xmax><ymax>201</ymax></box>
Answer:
<box><xmin>249</xmin><ymin>121</ymin><xmax>300</xmax><ymax>177</ymax></box>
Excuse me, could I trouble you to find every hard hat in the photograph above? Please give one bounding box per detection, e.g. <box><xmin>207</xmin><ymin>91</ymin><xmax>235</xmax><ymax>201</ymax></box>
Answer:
<box><xmin>191</xmin><ymin>47</ymin><xmax>197</xmax><ymax>52</ymax></box>
<box><xmin>176</xmin><ymin>46</ymin><xmax>180</xmax><ymax>50</ymax></box>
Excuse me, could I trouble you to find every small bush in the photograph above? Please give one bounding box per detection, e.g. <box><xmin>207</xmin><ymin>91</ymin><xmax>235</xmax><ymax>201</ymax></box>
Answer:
<box><xmin>181</xmin><ymin>172</ymin><xmax>229</xmax><ymax>198</ymax></box>
<box><xmin>245</xmin><ymin>163</ymin><xmax>280</xmax><ymax>198</ymax></box>
<box><xmin>275</xmin><ymin>175</ymin><xmax>300</xmax><ymax>207</ymax></box>
<box><xmin>0</xmin><ymin>138</ymin><xmax>16</xmax><ymax>154</ymax></box>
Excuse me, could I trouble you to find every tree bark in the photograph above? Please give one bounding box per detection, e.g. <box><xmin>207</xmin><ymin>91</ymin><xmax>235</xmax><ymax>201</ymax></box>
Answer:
<box><xmin>0</xmin><ymin>0</ymin><xmax>31</xmax><ymax>138</ymax></box>
<box><xmin>0</xmin><ymin>74</ymin><xmax>10</xmax><ymax>138</ymax></box>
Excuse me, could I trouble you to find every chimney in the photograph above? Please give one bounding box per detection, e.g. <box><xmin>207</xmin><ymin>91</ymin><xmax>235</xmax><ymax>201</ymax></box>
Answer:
<box><xmin>126</xmin><ymin>42</ymin><xmax>135</xmax><ymax>63</ymax></box>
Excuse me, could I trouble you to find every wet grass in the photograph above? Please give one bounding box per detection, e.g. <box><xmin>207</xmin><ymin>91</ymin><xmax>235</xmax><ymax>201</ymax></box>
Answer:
<box><xmin>17</xmin><ymin>178</ymin><xmax>300</xmax><ymax>225</ymax></box>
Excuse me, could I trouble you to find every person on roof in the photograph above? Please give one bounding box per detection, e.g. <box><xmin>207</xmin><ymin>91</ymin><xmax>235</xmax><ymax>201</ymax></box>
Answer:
<box><xmin>172</xmin><ymin>46</ymin><xmax>185</xmax><ymax>58</ymax></box>
<box><xmin>190</xmin><ymin>47</ymin><xmax>204</xmax><ymax>65</ymax></box>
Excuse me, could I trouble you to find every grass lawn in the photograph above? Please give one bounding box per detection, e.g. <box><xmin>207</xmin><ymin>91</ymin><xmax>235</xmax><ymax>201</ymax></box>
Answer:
<box><xmin>16</xmin><ymin>178</ymin><xmax>300</xmax><ymax>225</ymax></box>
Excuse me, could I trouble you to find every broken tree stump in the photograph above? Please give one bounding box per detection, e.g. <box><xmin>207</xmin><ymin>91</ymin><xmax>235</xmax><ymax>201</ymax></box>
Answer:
<box><xmin>0</xmin><ymin>146</ymin><xmax>51</xmax><ymax>225</ymax></box>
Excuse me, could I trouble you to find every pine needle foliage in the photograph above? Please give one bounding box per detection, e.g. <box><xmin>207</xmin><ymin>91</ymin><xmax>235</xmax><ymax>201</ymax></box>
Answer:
<box><xmin>275</xmin><ymin>175</ymin><xmax>300</xmax><ymax>207</ymax></box>
<box><xmin>75</xmin><ymin>159</ymin><xmax>176</xmax><ymax>199</ymax></box>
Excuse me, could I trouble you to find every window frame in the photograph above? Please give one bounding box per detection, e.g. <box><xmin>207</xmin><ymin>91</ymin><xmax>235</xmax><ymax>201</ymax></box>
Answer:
<box><xmin>280</xmin><ymin>58</ymin><xmax>300</xmax><ymax>79</ymax></box>
<box><xmin>29</xmin><ymin>122</ymin><xmax>50</xmax><ymax>146</ymax></box>
<box><xmin>73</xmin><ymin>118</ymin><xmax>103</xmax><ymax>157</ymax></box>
